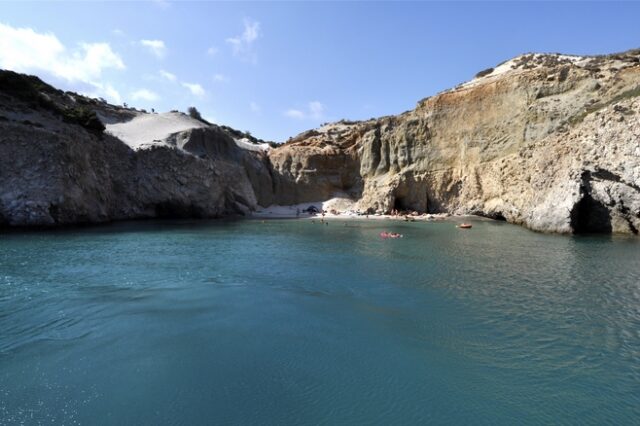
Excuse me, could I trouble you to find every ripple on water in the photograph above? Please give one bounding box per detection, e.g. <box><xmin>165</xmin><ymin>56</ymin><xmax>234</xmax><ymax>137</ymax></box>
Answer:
<box><xmin>1</xmin><ymin>219</ymin><xmax>639</xmax><ymax>424</ymax></box>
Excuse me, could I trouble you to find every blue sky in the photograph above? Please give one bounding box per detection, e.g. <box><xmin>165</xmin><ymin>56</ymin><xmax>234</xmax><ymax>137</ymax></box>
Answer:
<box><xmin>1</xmin><ymin>1</ymin><xmax>639</xmax><ymax>141</ymax></box>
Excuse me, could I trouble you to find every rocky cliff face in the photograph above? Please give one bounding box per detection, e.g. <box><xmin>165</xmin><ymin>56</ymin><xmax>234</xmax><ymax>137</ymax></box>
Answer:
<box><xmin>2</xmin><ymin>49</ymin><xmax>640</xmax><ymax>234</ymax></box>
<box><xmin>0</xmin><ymin>71</ymin><xmax>271</xmax><ymax>226</ymax></box>
<box><xmin>268</xmin><ymin>50</ymin><xmax>640</xmax><ymax>234</ymax></box>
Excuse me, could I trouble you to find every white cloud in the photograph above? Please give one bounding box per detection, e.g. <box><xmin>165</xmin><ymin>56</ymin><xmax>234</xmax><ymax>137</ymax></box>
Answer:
<box><xmin>284</xmin><ymin>101</ymin><xmax>325</xmax><ymax>120</ymax></box>
<box><xmin>159</xmin><ymin>69</ymin><xmax>176</xmax><ymax>81</ymax></box>
<box><xmin>181</xmin><ymin>82</ymin><xmax>205</xmax><ymax>97</ymax></box>
<box><xmin>84</xmin><ymin>82</ymin><xmax>122</xmax><ymax>104</ymax></box>
<box><xmin>131</xmin><ymin>89</ymin><xmax>159</xmax><ymax>102</ymax></box>
<box><xmin>213</xmin><ymin>73</ymin><xmax>228</xmax><ymax>82</ymax></box>
<box><xmin>112</xmin><ymin>29</ymin><xmax>125</xmax><ymax>37</ymax></box>
<box><xmin>0</xmin><ymin>22</ymin><xmax>124</xmax><ymax>97</ymax></box>
<box><xmin>308</xmin><ymin>101</ymin><xmax>324</xmax><ymax>119</ymax></box>
<box><xmin>140</xmin><ymin>39</ymin><xmax>166</xmax><ymax>58</ymax></box>
<box><xmin>285</xmin><ymin>109</ymin><xmax>305</xmax><ymax>119</ymax></box>
<box><xmin>77</xmin><ymin>43</ymin><xmax>125</xmax><ymax>79</ymax></box>
<box><xmin>102</xmin><ymin>85</ymin><xmax>122</xmax><ymax>104</ymax></box>
<box><xmin>250</xmin><ymin>101</ymin><xmax>261</xmax><ymax>113</ymax></box>
<box><xmin>226</xmin><ymin>18</ymin><xmax>261</xmax><ymax>63</ymax></box>
<box><xmin>207</xmin><ymin>46</ymin><xmax>219</xmax><ymax>57</ymax></box>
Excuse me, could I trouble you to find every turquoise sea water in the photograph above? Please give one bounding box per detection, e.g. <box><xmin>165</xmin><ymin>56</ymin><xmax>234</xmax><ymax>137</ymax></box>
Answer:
<box><xmin>1</xmin><ymin>218</ymin><xmax>639</xmax><ymax>424</ymax></box>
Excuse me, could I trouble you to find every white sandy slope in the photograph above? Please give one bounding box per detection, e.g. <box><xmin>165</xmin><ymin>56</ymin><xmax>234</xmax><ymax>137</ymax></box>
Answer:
<box><xmin>234</xmin><ymin>137</ymin><xmax>270</xmax><ymax>152</ymax></box>
<box><xmin>458</xmin><ymin>53</ymin><xmax>587</xmax><ymax>90</ymax></box>
<box><xmin>253</xmin><ymin>197</ymin><xmax>356</xmax><ymax>218</ymax></box>
<box><xmin>105</xmin><ymin>112</ymin><xmax>272</xmax><ymax>153</ymax></box>
<box><xmin>106</xmin><ymin>112</ymin><xmax>207</xmax><ymax>150</ymax></box>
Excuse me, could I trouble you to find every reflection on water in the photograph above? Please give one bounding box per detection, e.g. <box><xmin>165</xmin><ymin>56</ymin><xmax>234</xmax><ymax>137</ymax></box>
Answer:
<box><xmin>1</xmin><ymin>219</ymin><xmax>639</xmax><ymax>424</ymax></box>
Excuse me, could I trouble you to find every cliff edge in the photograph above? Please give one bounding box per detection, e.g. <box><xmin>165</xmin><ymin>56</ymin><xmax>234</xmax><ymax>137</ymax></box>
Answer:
<box><xmin>268</xmin><ymin>50</ymin><xmax>640</xmax><ymax>234</ymax></box>
<box><xmin>0</xmin><ymin>71</ymin><xmax>274</xmax><ymax>226</ymax></box>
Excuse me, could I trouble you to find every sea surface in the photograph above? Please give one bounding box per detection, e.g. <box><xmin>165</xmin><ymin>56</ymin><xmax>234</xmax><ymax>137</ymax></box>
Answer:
<box><xmin>1</xmin><ymin>218</ymin><xmax>639</xmax><ymax>425</ymax></box>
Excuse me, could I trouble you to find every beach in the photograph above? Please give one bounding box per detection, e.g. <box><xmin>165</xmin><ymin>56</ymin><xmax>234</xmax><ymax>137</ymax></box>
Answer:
<box><xmin>251</xmin><ymin>197</ymin><xmax>458</xmax><ymax>222</ymax></box>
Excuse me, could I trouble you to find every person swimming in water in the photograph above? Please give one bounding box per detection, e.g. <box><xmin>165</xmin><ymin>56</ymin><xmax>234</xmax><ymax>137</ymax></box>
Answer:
<box><xmin>380</xmin><ymin>231</ymin><xmax>403</xmax><ymax>239</ymax></box>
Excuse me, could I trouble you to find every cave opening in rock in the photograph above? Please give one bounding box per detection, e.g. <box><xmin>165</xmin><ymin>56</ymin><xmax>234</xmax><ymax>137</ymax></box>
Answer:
<box><xmin>492</xmin><ymin>212</ymin><xmax>507</xmax><ymax>221</ymax></box>
<box><xmin>393</xmin><ymin>196</ymin><xmax>409</xmax><ymax>212</ymax></box>
<box><xmin>570</xmin><ymin>194</ymin><xmax>612</xmax><ymax>234</ymax></box>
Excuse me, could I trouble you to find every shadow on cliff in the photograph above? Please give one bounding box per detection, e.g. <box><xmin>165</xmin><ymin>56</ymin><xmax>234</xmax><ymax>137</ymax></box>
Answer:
<box><xmin>570</xmin><ymin>171</ymin><xmax>612</xmax><ymax>234</ymax></box>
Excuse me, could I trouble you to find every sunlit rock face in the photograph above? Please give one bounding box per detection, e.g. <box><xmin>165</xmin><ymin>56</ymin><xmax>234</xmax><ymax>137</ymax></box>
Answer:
<box><xmin>2</xmin><ymin>49</ymin><xmax>640</xmax><ymax>234</ymax></box>
<box><xmin>267</xmin><ymin>50</ymin><xmax>640</xmax><ymax>234</ymax></box>
<box><xmin>0</xmin><ymin>72</ymin><xmax>269</xmax><ymax>226</ymax></box>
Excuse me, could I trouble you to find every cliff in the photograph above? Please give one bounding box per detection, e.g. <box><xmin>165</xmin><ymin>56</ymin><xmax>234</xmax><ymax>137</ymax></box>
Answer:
<box><xmin>268</xmin><ymin>50</ymin><xmax>640</xmax><ymax>234</ymax></box>
<box><xmin>1</xmin><ymin>48</ymin><xmax>639</xmax><ymax>234</ymax></box>
<box><xmin>0</xmin><ymin>71</ymin><xmax>273</xmax><ymax>226</ymax></box>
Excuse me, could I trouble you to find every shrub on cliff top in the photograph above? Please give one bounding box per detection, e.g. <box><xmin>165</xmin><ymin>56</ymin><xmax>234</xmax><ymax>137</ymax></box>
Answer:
<box><xmin>187</xmin><ymin>106</ymin><xmax>211</xmax><ymax>125</ymax></box>
<box><xmin>0</xmin><ymin>70</ymin><xmax>105</xmax><ymax>133</ymax></box>
<box><xmin>475</xmin><ymin>67</ymin><xmax>494</xmax><ymax>78</ymax></box>
<box><xmin>62</xmin><ymin>106</ymin><xmax>105</xmax><ymax>133</ymax></box>
<box><xmin>0</xmin><ymin>70</ymin><xmax>59</xmax><ymax>110</ymax></box>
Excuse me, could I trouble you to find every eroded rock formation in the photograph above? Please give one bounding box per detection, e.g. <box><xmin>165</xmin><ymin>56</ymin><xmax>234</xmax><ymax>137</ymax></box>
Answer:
<box><xmin>268</xmin><ymin>50</ymin><xmax>640</xmax><ymax>234</ymax></box>
<box><xmin>0</xmin><ymin>72</ymin><xmax>269</xmax><ymax>226</ymax></box>
<box><xmin>1</xmin><ymin>49</ymin><xmax>640</xmax><ymax>234</ymax></box>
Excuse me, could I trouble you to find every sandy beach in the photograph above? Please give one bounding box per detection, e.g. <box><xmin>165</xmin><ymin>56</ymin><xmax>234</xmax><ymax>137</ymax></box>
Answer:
<box><xmin>251</xmin><ymin>197</ymin><xmax>461</xmax><ymax>222</ymax></box>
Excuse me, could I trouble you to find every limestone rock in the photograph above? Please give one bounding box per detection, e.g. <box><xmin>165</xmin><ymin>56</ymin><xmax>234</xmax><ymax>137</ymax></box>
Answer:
<box><xmin>267</xmin><ymin>50</ymin><xmax>640</xmax><ymax>234</ymax></box>
<box><xmin>2</xmin><ymin>49</ymin><xmax>640</xmax><ymax>235</ymax></box>
<box><xmin>0</xmin><ymin>74</ymin><xmax>270</xmax><ymax>226</ymax></box>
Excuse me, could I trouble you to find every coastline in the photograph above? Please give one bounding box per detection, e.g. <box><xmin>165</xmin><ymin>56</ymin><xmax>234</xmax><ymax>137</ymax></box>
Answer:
<box><xmin>250</xmin><ymin>199</ymin><xmax>474</xmax><ymax>222</ymax></box>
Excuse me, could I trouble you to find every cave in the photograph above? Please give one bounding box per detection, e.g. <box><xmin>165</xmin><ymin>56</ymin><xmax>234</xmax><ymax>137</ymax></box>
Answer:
<box><xmin>487</xmin><ymin>211</ymin><xmax>507</xmax><ymax>221</ymax></box>
<box><xmin>493</xmin><ymin>212</ymin><xmax>507</xmax><ymax>221</ymax></box>
<box><xmin>570</xmin><ymin>194</ymin><xmax>612</xmax><ymax>234</ymax></box>
<box><xmin>393</xmin><ymin>196</ymin><xmax>410</xmax><ymax>212</ymax></box>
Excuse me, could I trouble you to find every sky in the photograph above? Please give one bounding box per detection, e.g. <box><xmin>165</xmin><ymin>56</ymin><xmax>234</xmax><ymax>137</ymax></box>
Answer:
<box><xmin>1</xmin><ymin>1</ymin><xmax>639</xmax><ymax>142</ymax></box>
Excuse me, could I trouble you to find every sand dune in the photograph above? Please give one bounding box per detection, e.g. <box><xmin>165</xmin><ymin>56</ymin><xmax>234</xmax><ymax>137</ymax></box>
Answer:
<box><xmin>105</xmin><ymin>112</ymin><xmax>207</xmax><ymax>150</ymax></box>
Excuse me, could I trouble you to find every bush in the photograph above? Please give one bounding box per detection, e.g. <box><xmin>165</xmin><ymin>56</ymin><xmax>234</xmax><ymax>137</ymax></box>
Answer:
<box><xmin>62</xmin><ymin>107</ymin><xmax>105</xmax><ymax>132</ymax></box>
<box><xmin>0</xmin><ymin>70</ymin><xmax>58</xmax><ymax>110</ymax></box>
<box><xmin>0</xmin><ymin>70</ymin><xmax>104</xmax><ymax>133</ymax></box>
<box><xmin>187</xmin><ymin>106</ymin><xmax>202</xmax><ymax>120</ymax></box>
<box><xmin>187</xmin><ymin>106</ymin><xmax>211</xmax><ymax>125</ymax></box>
<box><xmin>475</xmin><ymin>67</ymin><xmax>494</xmax><ymax>78</ymax></box>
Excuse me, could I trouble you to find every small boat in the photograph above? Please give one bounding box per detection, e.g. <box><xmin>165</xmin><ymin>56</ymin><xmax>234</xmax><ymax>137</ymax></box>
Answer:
<box><xmin>458</xmin><ymin>223</ymin><xmax>472</xmax><ymax>229</ymax></box>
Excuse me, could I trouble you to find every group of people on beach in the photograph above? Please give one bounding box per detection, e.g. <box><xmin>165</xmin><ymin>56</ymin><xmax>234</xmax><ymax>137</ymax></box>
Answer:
<box><xmin>389</xmin><ymin>209</ymin><xmax>416</xmax><ymax>222</ymax></box>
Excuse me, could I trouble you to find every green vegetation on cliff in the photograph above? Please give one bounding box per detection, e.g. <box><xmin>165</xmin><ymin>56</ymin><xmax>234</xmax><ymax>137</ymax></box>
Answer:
<box><xmin>0</xmin><ymin>69</ymin><xmax>105</xmax><ymax>133</ymax></box>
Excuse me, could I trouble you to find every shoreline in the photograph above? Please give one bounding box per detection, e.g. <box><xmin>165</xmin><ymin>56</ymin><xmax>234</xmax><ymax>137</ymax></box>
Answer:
<box><xmin>250</xmin><ymin>200</ymin><xmax>481</xmax><ymax>222</ymax></box>
<box><xmin>250</xmin><ymin>211</ymin><xmax>460</xmax><ymax>222</ymax></box>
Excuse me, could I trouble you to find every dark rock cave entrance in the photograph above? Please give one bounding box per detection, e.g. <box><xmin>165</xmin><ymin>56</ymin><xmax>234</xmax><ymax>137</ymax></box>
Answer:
<box><xmin>485</xmin><ymin>211</ymin><xmax>507</xmax><ymax>221</ymax></box>
<box><xmin>569</xmin><ymin>172</ymin><xmax>612</xmax><ymax>234</ymax></box>
<box><xmin>570</xmin><ymin>195</ymin><xmax>612</xmax><ymax>234</ymax></box>
<box><xmin>493</xmin><ymin>213</ymin><xmax>507</xmax><ymax>221</ymax></box>
<box><xmin>393</xmin><ymin>196</ymin><xmax>410</xmax><ymax>212</ymax></box>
